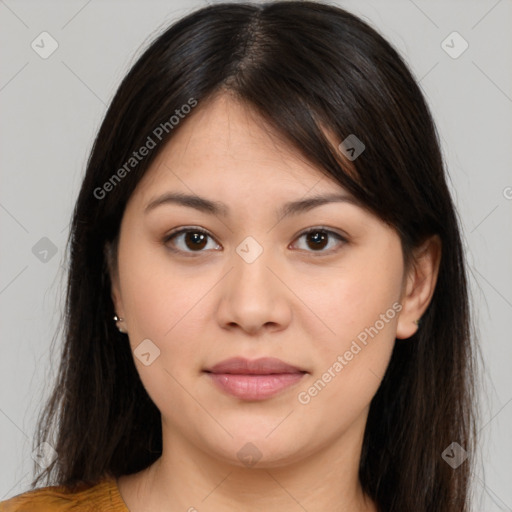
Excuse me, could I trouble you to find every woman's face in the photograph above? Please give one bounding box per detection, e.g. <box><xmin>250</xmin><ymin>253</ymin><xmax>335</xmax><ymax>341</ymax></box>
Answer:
<box><xmin>110</xmin><ymin>92</ymin><xmax>424</xmax><ymax>468</ymax></box>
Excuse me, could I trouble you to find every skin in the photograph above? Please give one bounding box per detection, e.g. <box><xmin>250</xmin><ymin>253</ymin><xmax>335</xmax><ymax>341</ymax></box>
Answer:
<box><xmin>110</xmin><ymin>91</ymin><xmax>441</xmax><ymax>512</ymax></box>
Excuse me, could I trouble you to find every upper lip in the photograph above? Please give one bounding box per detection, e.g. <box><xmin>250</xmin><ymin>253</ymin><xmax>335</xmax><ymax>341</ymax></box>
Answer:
<box><xmin>204</xmin><ymin>357</ymin><xmax>307</xmax><ymax>375</ymax></box>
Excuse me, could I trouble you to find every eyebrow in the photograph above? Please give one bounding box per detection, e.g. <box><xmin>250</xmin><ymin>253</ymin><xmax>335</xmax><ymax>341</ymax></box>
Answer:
<box><xmin>144</xmin><ymin>191</ymin><xmax>360</xmax><ymax>219</ymax></box>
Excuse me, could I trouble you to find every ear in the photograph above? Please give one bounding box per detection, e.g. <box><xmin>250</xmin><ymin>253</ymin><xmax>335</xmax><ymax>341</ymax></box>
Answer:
<box><xmin>396</xmin><ymin>235</ymin><xmax>442</xmax><ymax>339</ymax></box>
<box><xmin>104</xmin><ymin>241</ymin><xmax>125</xmax><ymax>319</ymax></box>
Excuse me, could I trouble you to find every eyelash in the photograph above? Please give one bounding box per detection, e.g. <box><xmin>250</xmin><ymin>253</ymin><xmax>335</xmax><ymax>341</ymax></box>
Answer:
<box><xmin>163</xmin><ymin>226</ymin><xmax>347</xmax><ymax>257</ymax></box>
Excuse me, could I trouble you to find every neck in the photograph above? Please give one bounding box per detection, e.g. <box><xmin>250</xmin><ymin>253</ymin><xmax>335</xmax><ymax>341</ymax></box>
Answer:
<box><xmin>121</xmin><ymin>412</ymin><xmax>377</xmax><ymax>512</ymax></box>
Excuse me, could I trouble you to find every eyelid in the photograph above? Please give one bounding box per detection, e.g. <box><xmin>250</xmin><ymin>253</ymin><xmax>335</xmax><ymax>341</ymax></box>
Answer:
<box><xmin>291</xmin><ymin>226</ymin><xmax>347</xmax><ymax>254</ymax></box>
<box><xmin>163</xmin><ymin>225</ymin><xmax>348</xmax><ymax>255</ymax></box>
<box><xmin>163</xmin><ymin>226</ymin><xmax>217</xmax><ymax>254</ymax></box>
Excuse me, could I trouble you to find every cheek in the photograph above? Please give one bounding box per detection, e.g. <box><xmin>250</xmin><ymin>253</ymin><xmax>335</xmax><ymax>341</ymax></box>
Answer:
<box><xmin>118</xmin><ymin>239</ymin><xmax>217</xmax><ymax>380</ymax></box>
<box><xmin>122</xmin><ymin>268</ymin><xmax>200</xmax><ymax>353</ymax></box>
<box><xmin>294</xmin><ymin>305</ymin><xmax>399</xmax><ymax>439</ymax></box>
<box><xmin>305</xmin><ymin>242</ymin><xmax>403</xmax><ymax>349</ymax></box>
<box><xmin>297</xmin><ymin>242</ymin><xmax>403</xmax><ymax>409</ymax></box>
<box><xmin>118</xmin><ymin>253</ymin><xmax>207</xmax><ymax>413</ymax></box>
<box><xmin>118</xmin><ymin>229</ymin><xmax>192</xmax><ymax>335</ymax></box>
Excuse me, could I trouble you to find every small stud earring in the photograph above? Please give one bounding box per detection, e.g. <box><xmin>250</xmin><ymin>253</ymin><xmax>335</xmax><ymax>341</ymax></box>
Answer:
<box><xmin>113</xmin><ymin>315</ymin><xmax>127</xmax><ymax>333</ymax></box>
<box><xmin>414</xmin><ymin>319</ymin><xmax>421</xmax><ymax>326</ymax></box>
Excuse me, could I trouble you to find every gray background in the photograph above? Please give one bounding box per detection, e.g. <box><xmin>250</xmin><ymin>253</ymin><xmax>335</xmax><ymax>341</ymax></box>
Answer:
<box><xmin>1</xmin><ymin>0</ymin><xmax>511</xmax><ymax>509</ymax></box>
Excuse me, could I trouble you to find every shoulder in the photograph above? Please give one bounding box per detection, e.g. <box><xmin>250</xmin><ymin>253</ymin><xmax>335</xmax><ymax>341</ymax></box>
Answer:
<box><xmin>0</xmin><ymin>475</ymin><xmax>128</xmax><ymax>512</ymax></box>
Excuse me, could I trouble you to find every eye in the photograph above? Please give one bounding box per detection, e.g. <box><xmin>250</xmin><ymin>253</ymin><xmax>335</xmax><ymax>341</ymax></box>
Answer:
<box><xmin>164</xmin><ymin>226</ymin><xmax>221</xmax><ymax>254</ymax></box>
<box><xmin>291</xmin><ymin>227</ymin><xmax>347</xmax><ymax>254</ymax></box>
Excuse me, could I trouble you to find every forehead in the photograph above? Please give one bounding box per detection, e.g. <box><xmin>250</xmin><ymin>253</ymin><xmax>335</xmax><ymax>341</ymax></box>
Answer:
<box><xmin>132</xmin><ymin>92</ymin><xmax>352</xmax><ymax>205</ymax></box>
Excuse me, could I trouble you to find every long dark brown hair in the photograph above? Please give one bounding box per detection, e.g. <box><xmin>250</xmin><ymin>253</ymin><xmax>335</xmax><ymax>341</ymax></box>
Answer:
<box><xmin>28</xmin><ymin>2</ymin><xmax>477</xmax><ymax>510</ymax></box>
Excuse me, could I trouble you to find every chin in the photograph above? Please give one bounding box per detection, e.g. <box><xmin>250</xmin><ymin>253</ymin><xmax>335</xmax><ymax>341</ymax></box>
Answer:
<box><xmin>202</xmin><ymin>431</ymin><xmax>308</xmax><ymax>470</ymax></box>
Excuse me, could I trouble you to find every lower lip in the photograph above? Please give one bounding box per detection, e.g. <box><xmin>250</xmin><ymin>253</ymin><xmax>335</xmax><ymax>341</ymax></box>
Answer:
<box><xmin>205</xmin><ymin>372</ymin><xmax>306</xmax><ymax>400</ymax></box>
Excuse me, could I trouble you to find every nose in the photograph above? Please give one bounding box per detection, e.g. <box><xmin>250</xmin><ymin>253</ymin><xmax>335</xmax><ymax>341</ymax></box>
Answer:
<box><xmin>215</xmin><ymin>247</ymin><xmax>292</xmax><ymax>336</ymax></box>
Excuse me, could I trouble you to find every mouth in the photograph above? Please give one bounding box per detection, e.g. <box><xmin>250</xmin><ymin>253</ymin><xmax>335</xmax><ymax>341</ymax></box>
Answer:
<box><xmin>203</xmin><ymin>357</ymin><xmax>308</xmax><ymax>401</ymax></box>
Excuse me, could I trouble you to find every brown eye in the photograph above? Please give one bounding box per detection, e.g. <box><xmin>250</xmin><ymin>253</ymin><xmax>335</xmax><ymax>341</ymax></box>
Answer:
<box><xmin>292</xmin><ymin>228</ymin><xmax>346</xmax><ymax>254</ymax></box>
<box><xmin>164</xmin><ymin>228</ymin><xmax>220</xmax><ymax>253</ymax></box>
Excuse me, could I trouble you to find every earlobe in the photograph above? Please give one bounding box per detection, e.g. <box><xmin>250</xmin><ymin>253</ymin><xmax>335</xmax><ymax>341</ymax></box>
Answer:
<box><xmin>396</xmin><ymin>235</ymin><xmax>441</xmax><ymax>339</ymax></box>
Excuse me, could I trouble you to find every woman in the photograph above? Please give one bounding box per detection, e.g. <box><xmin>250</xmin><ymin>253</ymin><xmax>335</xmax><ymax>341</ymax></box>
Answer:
<box><xmin>0</xmin><ymin>1</ymin><xmax>477</xmax><ymax>511</ymax></box>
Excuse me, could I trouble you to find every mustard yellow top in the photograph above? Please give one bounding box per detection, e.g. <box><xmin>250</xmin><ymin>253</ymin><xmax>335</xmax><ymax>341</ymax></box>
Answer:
<box><xmin>0</xmin><ymin>475</ymin><xmax>129</xmax><ymax>512</ymax></box>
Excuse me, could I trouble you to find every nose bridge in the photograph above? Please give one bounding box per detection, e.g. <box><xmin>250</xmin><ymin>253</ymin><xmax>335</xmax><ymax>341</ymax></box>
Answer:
<box><xmin>231</xmin><ymin>234</ymin><xmax>276</xmax><ymax>295</ymax></box>
<box><xmin>214</xmin><ymin>233</ymin><xmax>290</xmax><ymax>333</ymax></box>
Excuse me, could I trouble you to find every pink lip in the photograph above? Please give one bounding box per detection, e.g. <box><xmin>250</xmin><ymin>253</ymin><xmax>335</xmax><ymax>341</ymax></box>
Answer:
<box><xmin>204</xmin><ymin>357</ymin><xmax>307</xmax><ymax>401</ymax></box>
